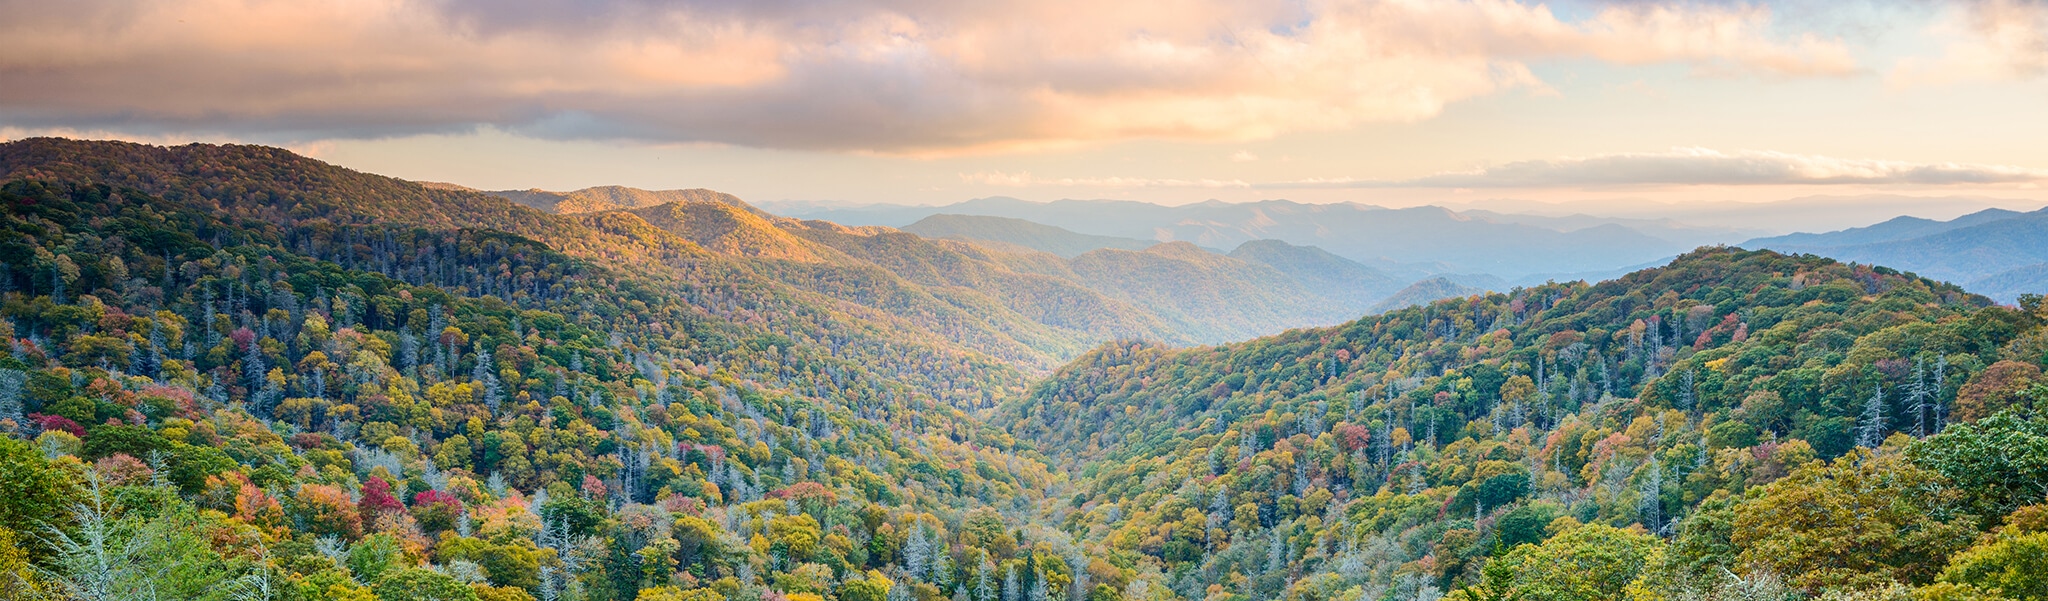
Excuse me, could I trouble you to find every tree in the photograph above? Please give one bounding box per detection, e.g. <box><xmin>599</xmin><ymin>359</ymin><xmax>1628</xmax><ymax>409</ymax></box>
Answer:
<box><xmin>1953</xmin><ymin>361</ymin><xmax>2041</xmax><ymax>423</ymax></box>
<box><xmin>0</xmin><ymin>437</ymin><xmax>69</xmax><ymax>559</ymax></box>
<box><xmin>1450</xmin><ymin>558</ymin><xmax>1520</xmax><ymax>601</ymax></box>
<box><xmin>374</xmin><ymin>567</ymin><xmax>481</xmax><ymax>601</ymax></box>
<box><xmin>638</xmin><ymin>587</ymin><xmax>725</xmax><ymax>601</ymax></box>
<box><xmin>0</xmin><ymin>525</ymin><xmax>51</xmax><ymax>601</ymax></box>
<box><xmin>768</xmin><ymin>514</ymin><xmax>822</xmax><ymax>559</ymax></box>
<box><xmin>1493</xmin><ymin>523</ymin><xmax>1662</xmax><ymax>601</ymax></box>
<box><xmin>1909</xmin><ymin>412</ymin><xmax>2048</xmax><ymax>517</ymax></box>
<box><xmin>1856</xmin><ymin>384</ymin><xmax>1887</xmax><ymax>449</ymax></box>
<box><xmin>841</xmin><ymin>570</ymin><xmax>894</xmax><ymax>601</ymax></box>
<box><xmin>1731</xmin><ymin>447</ymin><xmax>1976</xmax><ymax>591</ymax></box>
<box><xmin>1935</xmin><ymin>532</ymin><xmax>2048</xmax><ymax>600</ymax></box>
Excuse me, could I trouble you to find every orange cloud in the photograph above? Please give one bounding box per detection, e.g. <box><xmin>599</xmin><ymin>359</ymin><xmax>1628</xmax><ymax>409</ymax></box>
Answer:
<box><xmin>0</xmin><ymin>0</ymin><xmax>1861</xmax><ymax>154</ymax></box>
<box><xmin>1891</xmin><ymin>0</ymin><xmax>2048</xmax><ymax>85</ymax></box>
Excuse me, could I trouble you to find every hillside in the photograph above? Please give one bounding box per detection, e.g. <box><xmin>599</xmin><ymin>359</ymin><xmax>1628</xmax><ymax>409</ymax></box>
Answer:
<box><xmin>999</xmin><ymin>247</ymin><xmax>2048</xmax><ymax>599</ymax></box>
<box><xmin>1365</xmin><ymin>276</ymin><xmax>1492</xmax><ymax>314</ymax></box>
<box><xmin>0</xmin><ymin>156</ymin><xmax>1085</xmax><ymax>601</ymax></box>
<box><xmin>491</xmin><ymin>186</ymin><xmax>758</xmax><ymax>215</ymax></box>
<box><xmin>902</xmin><ymin>214</ymin><xmax>1156</xmax><ymax>257</ymax></box>
<box><xmin>1227</xmin><ymin>240</ymin><xmax>1405</xmax><ymax>312</ymax></box>
<box><xmin>0</xmin><ymin>138</ymin><xmax>1054</xmax><ymax>405</ymax></box>
<box><xmin>1066</xmin><ymin>242</ymin><xmax>1359</xmax><ymax>343</ymax></box>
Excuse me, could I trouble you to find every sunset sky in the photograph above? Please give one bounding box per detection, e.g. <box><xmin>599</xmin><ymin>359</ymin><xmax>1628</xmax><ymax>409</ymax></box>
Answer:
<box><xmin>4</xmin><ymin>0</ymin><xmax>2047</xmax><ymax>208</ymax></box>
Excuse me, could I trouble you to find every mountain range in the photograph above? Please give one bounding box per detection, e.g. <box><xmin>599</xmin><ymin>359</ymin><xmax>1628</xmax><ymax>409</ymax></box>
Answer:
<box><xmin>767</xmin><ymin>197</ymin><xmax>1716</xmax><ymax>279</ymax></box>
<box><xmin>3</xmin><ymin>138</ymin><xmax>2048</xmax><ymax>601</ymax></box>
<box><xmin>1743</xmin><ymin>207</ymin><xmax>2048</xmax><ymax>303</ymax></box>
<box><xmin>459</xmin><ymin>190</ymin><xmax>1484</xmax><ymax>345</ymax></box>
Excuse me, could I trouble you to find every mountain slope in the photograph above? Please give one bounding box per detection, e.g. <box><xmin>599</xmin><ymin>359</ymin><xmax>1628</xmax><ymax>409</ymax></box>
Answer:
<box><xmin>1227</xmin><ymin>239</ymin><xmax>1405</xmax><ymax>311</ymax></box>
<box><xmin>998</xmin><ymin>246</ymin><xmax>2042</xmax><ymax>599</ymax></box>
<box><xmin>1969</xmin><ymin>263</ymin><xmax>2048</xmax><ymax>303</ymax></box>
<box><xmin>1366</xmin><ymin>276</ymin><xmax>1491</xmax><ymax>314</ymax></box>
<box><xmin>0</xmin><ymin>138</ymin><xmax>1044</xmax><ymax>404</ymax></box>
<box><xmin>0</xmin><ymin>155</ymin><xmax>1075</xmax><ymax>601</ymax></box>
<box><xmin>490</xmin><ymin>185</ymin><xmax>759</xmax><ymax>215</ymax></box>
<box><xmin>628</xmin><ymin>201</ymin><xmax>838</xmax><ymax>262</ymax></box>
<box><xmin>1066</xmin><ymin>242</ymin><xmax>1357</xmax><ymax>342</ymax></box>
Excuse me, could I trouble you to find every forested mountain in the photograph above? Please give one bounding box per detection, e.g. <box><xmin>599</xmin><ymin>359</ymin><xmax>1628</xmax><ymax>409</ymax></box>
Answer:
<box><xmin>1226</xmin><ymin>242</ymin><xmax>1404</xmax><ymax>312</ymax></box>
<box><xmin>901</xmin><ymin>216</ymin><xmax>1156</xmax><ymax>258</ymax></box>
<box><xmin>1364</xmin><ymin>278</ymin><xmax>1493</xmax><ymax>315</ymax></box>
<box><xmin>1745</xmin><ymin>208</ymin><xmax>2048</xmax><ymax>302</ymax></box>
<box><xmin>5</xmin><ymin>138</ymin><xmax>2048</xmax><ymax>601</ymax></box>
<box><xmin>999</xmin><ymin>247</ymin><xmax>2048</xmax><ymax>600</ymax></box>
<box><xmin>0</xmin><ymin>138</ymin><xmax>1140</xmax><ymax>601</ymax></box>
<box><xmin>487</xmin><ymin>187</ymin><xmax>760</xmax><ymax>216</ymax></box>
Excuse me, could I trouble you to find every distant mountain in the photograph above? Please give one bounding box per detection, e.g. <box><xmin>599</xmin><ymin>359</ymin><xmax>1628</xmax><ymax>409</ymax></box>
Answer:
<box><xmin>770</xmin><ymin>197</ymin><xmax>1703</xmax><ymax>278</ymax></box>
<box><xmin>1227</xmin><ymin>239</ymin><xmax>1404</xmax><ymax>309</ymax></box>
<box><xmin>1744</xmin><ymin>208</ymin><xmax>2024</xmax><ymax>248</ymax></box>
<box><xmin>901</xmin><ymin>214</ymin><xmax>1155</xmax><ymax>257</ymax></box>
<box><xmin>1366</xmin><ymin>277</ymin><xmax>1492</xmax><ymax>314</ymax></box>
<box><xmin>1969</xmin><ymin>263</ymin><xmax>2048</xmax><ymax>304</ymax></box>
<box><xmin>1454</xmin><ymin>194</ymin><xmax>2046</xmax><ymax>235</ymax></box>
<box><xmin>1065</xmin><ymin>242</ymin><xmax>1358</xmax><ymax>341</ymax></box>
<box><xmin>1743</xmin><ymin>208</ymin><xmax>2048</xmax><ymax>303</ymax></box>
<box><xmin>1456</xmin><ymin>209</ymin><xmax>1766</xmax><ymax>250</ymax></box>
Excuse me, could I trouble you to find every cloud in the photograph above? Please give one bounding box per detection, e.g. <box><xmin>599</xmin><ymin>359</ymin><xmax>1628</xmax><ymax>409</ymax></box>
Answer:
<box><xmin>1263</xmin><ymin>148</ymin><xmax>2048</xmax><ymax>188</ymax></box>
<box><xmin>958</xmin><ymin>148</ymin><xmax>2048</xmax><ymax>189</ymax></box>
<box><xmin>0</xmin><ymin>0</ymin><xmax>1861</xmax><ymax>154</ymax></box>
<box><xmin>1890</xmin><ymin>0</ymin><xmax>2048</xmax><ymax>85</ymax></box>
<box><xmin>961</xmin><ymin>171</ymin><xmax>1250</xmax><ymax>188</ymax></box>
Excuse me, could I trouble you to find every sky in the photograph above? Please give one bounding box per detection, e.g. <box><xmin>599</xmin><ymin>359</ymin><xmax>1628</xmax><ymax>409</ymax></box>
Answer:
<box><xmin>3</xmin><ymin>0</ymin><xmax>2048</xmax><ymax>210</ymax></box>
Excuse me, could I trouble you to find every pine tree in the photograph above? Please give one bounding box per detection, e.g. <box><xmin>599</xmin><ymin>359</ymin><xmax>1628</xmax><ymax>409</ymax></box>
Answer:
<box><xmin>1002</xmin><ymin>565</ymin><xmax>1020</xmax><ymax>601</ymax></box>
<box><xmin>0</xmin><ymin>368</ymin><xmax>24</xmax><ymax>426</ymax></box>
<box><xmin>975</xmin><ymin>559</ymin><xmax>997</xmax><ymax>601</ymax></box>
<box><xmin>1640</xmin><ymin>456</ymin><xmax>1663</xmax><ymax>534</ymax></box>
<box><xmin>1856</xmin><ymin>384</ymin><xmax>1887</xmax><ymax>448</ymax></box>
<box><xmin>1908</xmin><ymin>358</ymin><xmax>1931</xmax><ymax>438</ymax></box>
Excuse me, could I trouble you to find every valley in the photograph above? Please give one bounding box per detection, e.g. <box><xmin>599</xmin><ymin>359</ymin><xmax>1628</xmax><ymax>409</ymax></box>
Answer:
<box><xmin>0</xmin><ymin>139</ymin><xmax>2046</xmax><ymax>601</ymax></box>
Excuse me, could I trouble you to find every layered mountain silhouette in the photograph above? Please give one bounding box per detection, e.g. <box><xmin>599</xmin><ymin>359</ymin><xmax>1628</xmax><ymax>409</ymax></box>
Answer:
<box><xmin>768</xmin><ymin>196</ymin><xmax>1725</xmax><ymax>278</ymax></box>
<box><xmin>1744</xmin><ymin>207</ymin><xmax>2048</xmax><ymax>303</ymax></box>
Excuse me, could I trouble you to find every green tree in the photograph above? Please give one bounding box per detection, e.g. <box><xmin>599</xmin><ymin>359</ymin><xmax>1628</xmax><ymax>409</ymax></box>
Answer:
<box><xmin>0</xmin><ymin>437</ymin><xmax>69</xmax><ymax>559</ymax></box>
<box><xmin>769</xmin><ymin>514</ymin><xmax>823</xmax><ymax>559</ymax></box>
<box><xmin>374</xmin><ymin>567</ymin><xmax>481</xmax><ymax>601</ymax></box>
<box><xmin>1732</xmin><ymin>447</ymin><xmax>1977</xmax><ymax>591</ymax></box>
<box><xmin>1494</xmin><ymin>523</ymin><xmax>1663</xmax><ymax>601</ymax></box>
<box><xmin>840</xmin><ymin>570</ymin><xmax>894</xmax><ymax>601</ymax></box>
<box><xmin>1909</xmin><ymin>412</ymin><xmax>2048</xmax><ymax>516</ymax></box>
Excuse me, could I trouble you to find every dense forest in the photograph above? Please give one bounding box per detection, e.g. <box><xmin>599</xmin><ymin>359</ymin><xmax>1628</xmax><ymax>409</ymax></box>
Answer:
<box><xmin>0</xmin><ymin>140</ymin><xmax>1079</xmax><ymax>601</ymax></box>
<box><xmin>0</xmin><ymin>139</ymin><xmax>2045</xmax><ymax>601</ymax></box>
<box><xmin>1002</xmin><ymin>248</ymin><xmax>2048</xmax><ymax>601</ymax></box>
